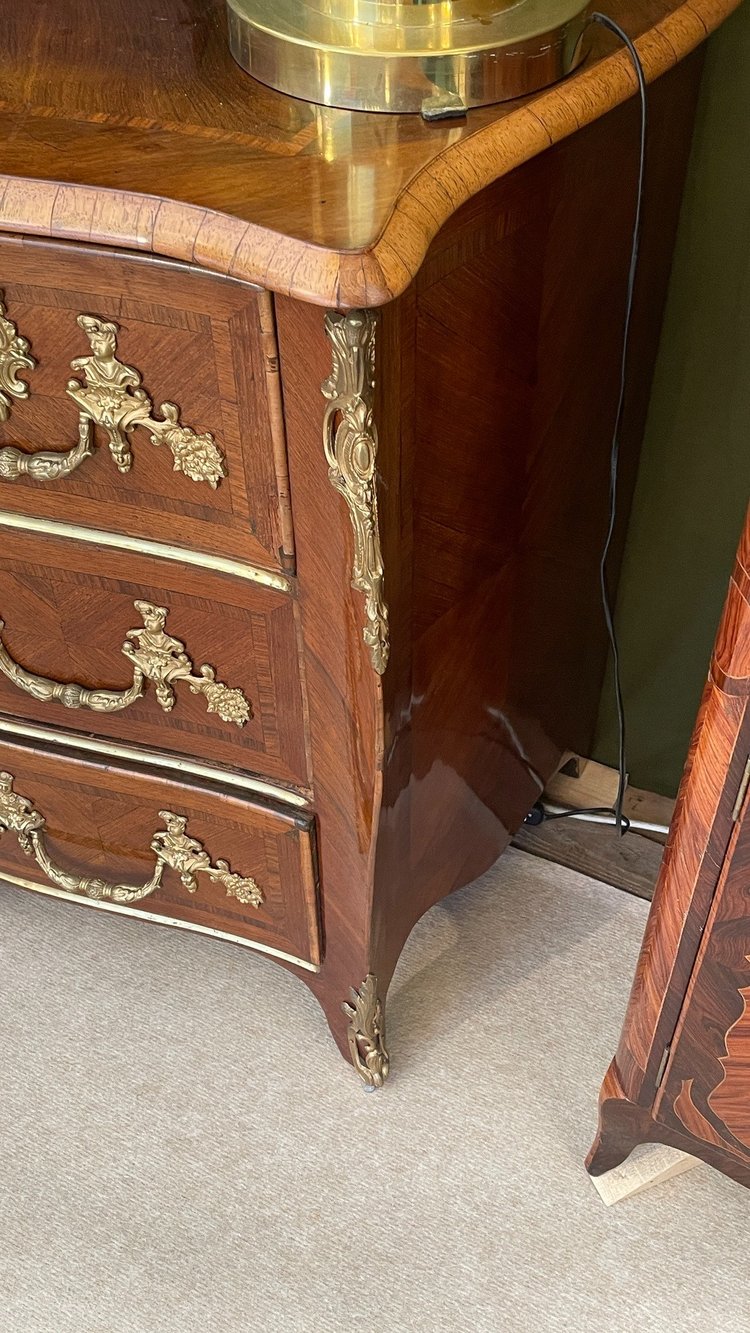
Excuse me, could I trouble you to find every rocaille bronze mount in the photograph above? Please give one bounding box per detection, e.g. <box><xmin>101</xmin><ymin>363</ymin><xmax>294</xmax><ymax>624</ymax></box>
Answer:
<box><xmin>226</xmin><ymin>0</ymin><xmax>591</xmax><ymax>117</ymax></box>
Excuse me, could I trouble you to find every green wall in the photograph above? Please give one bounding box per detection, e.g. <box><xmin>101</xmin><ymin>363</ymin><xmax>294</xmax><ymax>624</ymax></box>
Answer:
<box><xmin>593</xmin><ymin>4</ymin><xmax>750</xmax><ymax>797</ymax></box>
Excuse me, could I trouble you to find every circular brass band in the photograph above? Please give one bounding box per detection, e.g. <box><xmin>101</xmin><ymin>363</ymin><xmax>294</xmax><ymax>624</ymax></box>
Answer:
<box><xmin>226</xmin><ymin>0</ymin><xmax>591</xmax><ymax>114</ymax></box>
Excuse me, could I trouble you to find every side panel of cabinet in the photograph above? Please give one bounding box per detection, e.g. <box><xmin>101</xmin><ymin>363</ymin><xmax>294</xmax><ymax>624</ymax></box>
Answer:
<box><xmin>367</xmin><ymin>55</ymin><xmax>706</xmax><ymax>992</ymax></box>
<box><xmin>656</xmin><ymin>798</ymin><xmax>750</xmax><ymax>1166</ymax></box>
<box><xmin>612</xmin><ymin>511</ymin><xmax>750</xmax><ymax>1101</ymax></box>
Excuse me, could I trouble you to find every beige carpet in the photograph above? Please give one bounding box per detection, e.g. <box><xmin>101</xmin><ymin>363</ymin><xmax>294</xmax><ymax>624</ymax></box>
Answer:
<box><xmin>0</xmin><ymin>847</ymin><xmax>746</xmax><ymax>1333</ymax></box>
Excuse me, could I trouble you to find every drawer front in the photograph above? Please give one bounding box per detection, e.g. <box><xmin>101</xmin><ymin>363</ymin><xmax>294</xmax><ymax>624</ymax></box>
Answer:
<box><xmin>0</xmin><ymin>529</ymin><xmax>309</xmax><ymax>790</ymax></box>
<box><xmin>0</xmin><ymin>235</ymin><xmax>293</xmax><ymax>573</ymax></box>
<box><xmin>0</xmin><ymin>739</ymin><xmax>320</xmax><ymax>968</ymax></box>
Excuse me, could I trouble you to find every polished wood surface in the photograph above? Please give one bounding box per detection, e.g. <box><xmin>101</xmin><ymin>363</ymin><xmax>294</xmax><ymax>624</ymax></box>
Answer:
<box><xmin>0</xmin><ymin>236</ymin><xmax>293</xmax><ymax>572</ymax></box>
<box><xmin>233</xmin><ymin>49</ymin><xmax>706</xmax><ymax>1049</ymax></box>
<box><xmin>588</xmin><ymin>506</ymin><xmax>750</xmax><ymax>1189</ymax></box>
<box><xmin>0</xmin><ymin>736</ymin><xmax>321</xmax><ymax>966</ymax></box>
<box><xmin>369</xmin><ymin>58</ymin><xmax>700</xmax><ymax>989</ymax></box>
<box><xmin>0</xmin><ymin>0</ymin><xmax>740</xmax><ymax>307</ymax></box>
<box><xmin>0</xmin><ymin>528</ymin><xmax>309</xmax><ymax>790</ymax></box>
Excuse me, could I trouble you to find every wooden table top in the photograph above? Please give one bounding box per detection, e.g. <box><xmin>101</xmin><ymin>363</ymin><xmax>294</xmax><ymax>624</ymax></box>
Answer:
<box><xmin>0</xmin><ymin>0</ymin><xmax>739</xmax><ymax>307</ymax></box>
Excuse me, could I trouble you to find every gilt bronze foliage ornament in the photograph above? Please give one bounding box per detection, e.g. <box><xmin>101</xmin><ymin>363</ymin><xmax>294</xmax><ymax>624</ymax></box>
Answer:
<box><xmin>0</xmin><ymin>771</ymin><xmax>263</xmax><ymax>908</ymax></box>
<box><xmin>0</xmin><ymin>291</ymin><xmax>36</xmax><ymax>423</ymax></box>
<box><xmin>342</xmin><ymin>974</ymin><xmax>390</xmax><ymax>1088</ymax></box>
<box><xmin>322</xmin><ymin>310</ymin><xmax>389</xmax><ymax>675</ymax></box>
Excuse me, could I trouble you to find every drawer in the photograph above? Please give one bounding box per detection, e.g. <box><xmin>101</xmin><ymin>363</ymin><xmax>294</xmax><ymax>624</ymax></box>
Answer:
<box><xmin>0</xmin><ymin>738</ymin><xmax>320</xmax><ymax>968</ymax></box>
<box><xmin>0</xmin><ymin>528</ymin><xmax>309</xmax><ymax>790</ymax></box>
<box><xmin>0</xmin><ymin>235</ymin><xmax>293</xmax><ymax>574</ymax></box>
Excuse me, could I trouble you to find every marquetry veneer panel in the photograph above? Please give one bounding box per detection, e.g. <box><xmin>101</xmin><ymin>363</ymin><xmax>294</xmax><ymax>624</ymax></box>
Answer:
<box><xmin>588</xmin><ymin>507</ymin><xmax>750</xmax><ymax>1191</ymax></box>
<box><xmin>0</xmin><ymin>235</ymin><xmax>293</xmax><ymax>573</ymax></box>
<box><xmin>0</xmin><ymin>528</ymin><xmax>309</xmax><ymax>790</ymax></box>
<box><xmin>0</xmin><ymin>738</ymin><xmax>320</xmax><ymax>967</ymax></box>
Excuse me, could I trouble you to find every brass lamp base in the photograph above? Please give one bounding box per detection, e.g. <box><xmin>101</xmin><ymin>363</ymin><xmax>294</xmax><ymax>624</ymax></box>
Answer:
<box><xmin>226</xmin><ymin>0</ymin><xmax>591</xmax><ymax>116</ymax></box>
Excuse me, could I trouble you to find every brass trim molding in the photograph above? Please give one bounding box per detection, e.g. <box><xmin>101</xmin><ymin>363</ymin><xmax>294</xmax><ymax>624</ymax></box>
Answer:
<box><xmin>0</xmin><ymin>871</ymin><xmax>319</xmax><ymax>972</ymax></box>
<box><xmin>0</xmin><ymin>717</ymin><xmax>309</xmax><ymax>807</ymax></box>
<box><xmin>0</xmin><ymin>600</ymin><xmax>252</xmax><ymax>725</ymax></box>
<box><xmin>0</xmin><ymin>313</ymin><xmax>226</xmax><ymax>487</ymax></box>
<box><xmin>342</xmin><ymin>973</ymin><xmax>390</xmax><ymax>1087</ymax></box>
<box><xmin>0</xmin><ymin>292</ymin><xmax>35</xmax><ymax>422</ymax></box>
<box><xmin>322</xmin><ymin>310</ymin><xmax>389</xmax><ymax>675</ymax></box>
<box><xmin>0</xmin><ymin>770</ymin><xmax>263</xmax><ymax>908</ymax></box>
<box><xmin>0</xmin><ymin>510</ymin><xmax>291</xmax><ymax>591</ymax></box>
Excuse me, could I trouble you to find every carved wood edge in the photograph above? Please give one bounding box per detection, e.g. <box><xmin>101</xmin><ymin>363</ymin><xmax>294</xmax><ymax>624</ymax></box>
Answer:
<box><xmin>710</xmin><ymin>561</ymin><xmax>750</xmax><ymax>693</ymax></box>
<box><xmin>0</xmin><ymin>0</ymin><xmax>736</xmax><ymax>308</ymax></box>
<box><xmin>257</xmin><ymin>289</ymin><xmax>295</xmax><ymax>565</ymax></box>
<box><xmin>587</xmin><ymin>1061</ymin><xmax>750</xmax><ymax>1184</ymax></box>
<box><xmin>0</xmin><ymin>770</ymin><xmax>263</xmax><ymax>908</ymax></box>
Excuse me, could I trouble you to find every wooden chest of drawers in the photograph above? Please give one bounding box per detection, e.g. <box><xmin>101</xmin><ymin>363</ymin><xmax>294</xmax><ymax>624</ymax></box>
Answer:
<box><xmin>0</xmin><ymin>0</ymin><xmax>737</xmax><ymax>1084</ymax></box>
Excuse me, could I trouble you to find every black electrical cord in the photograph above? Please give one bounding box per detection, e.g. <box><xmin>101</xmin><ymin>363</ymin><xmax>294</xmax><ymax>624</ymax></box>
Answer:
<box><xmin>529</xmin><ymin>13</ymin><xmax>648</xmax><ymax>838</ymax></box>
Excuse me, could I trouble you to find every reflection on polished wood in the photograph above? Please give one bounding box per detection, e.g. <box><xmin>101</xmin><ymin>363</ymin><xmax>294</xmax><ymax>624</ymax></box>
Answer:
<box><xmin>0</xmin><ymin>0</ymin><xmax>740</xmax><ymax>305</ymax></box>
<box><xmin>272</xmin><ymin>49</ymin><xmax>705</xmax><ymax>1074</ymax></box>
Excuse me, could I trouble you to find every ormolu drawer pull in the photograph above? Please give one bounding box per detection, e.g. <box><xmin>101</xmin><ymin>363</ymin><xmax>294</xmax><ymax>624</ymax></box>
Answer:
<box><xmin>0</xmin><ymin>292</ymin><xmax>35</xmax><ymax>422</ymax></box>
<box><xmin>0</xmin><ymin>600</ymin><xmax>252</xmax><ymax>725</ymax></box>
<box><xmin>0</xmin><ymin>311</ymin><xmax>227</xmax><ymax>488</ymax></box>
<box><xmin>0</xmin><ymin>771</ymin><xmax>263</xmax><ymax>907</ymax></box>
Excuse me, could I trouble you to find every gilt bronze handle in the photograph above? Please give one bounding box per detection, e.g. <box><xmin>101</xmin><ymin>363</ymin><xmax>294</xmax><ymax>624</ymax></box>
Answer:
<box><xmin>0</xmin><ymin>303</ymin><xmax>227</xmax><ymax>488</ymax></box>
<box><xmin>0</xmin><ymin>600</ymin><xmax>252</xmax><ymax>725</ymax></box>
<box><xmin>0</xmin><ymin>771</ymin><xmax>263</xmax><ymax>907</ymax></box>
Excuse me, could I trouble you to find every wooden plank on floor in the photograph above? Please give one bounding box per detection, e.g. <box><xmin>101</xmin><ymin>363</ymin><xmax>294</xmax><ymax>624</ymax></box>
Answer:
<box><xmin>545</xmin><ymin>754</ymin><xmax>622</xmax><ymax>810</ymax></box>
<box><xmin>588</xmin><ymin>1144</ymin><xmax>700</xmax><ymax>1205</ymax></box>
<box><xmin>543</xmin><ymin>754</ymin><xmax>675</xmax><ymax>846</ymax></box>
<box><xmin>623</xmin><ymin>785</ymin><xmax>675</xmax><ymax>844</ymax></box>
<box><xmin>512</xmin><ymin>818</ymin><xmax>664</xmax><ymax>900</ymax></box>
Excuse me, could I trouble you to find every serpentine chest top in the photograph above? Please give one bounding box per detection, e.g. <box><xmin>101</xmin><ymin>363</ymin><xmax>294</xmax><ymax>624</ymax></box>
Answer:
<box><xmin>0</xmin><ymin>0</ymin><xmax>738</xmax><ymax>1082</ymax></box>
